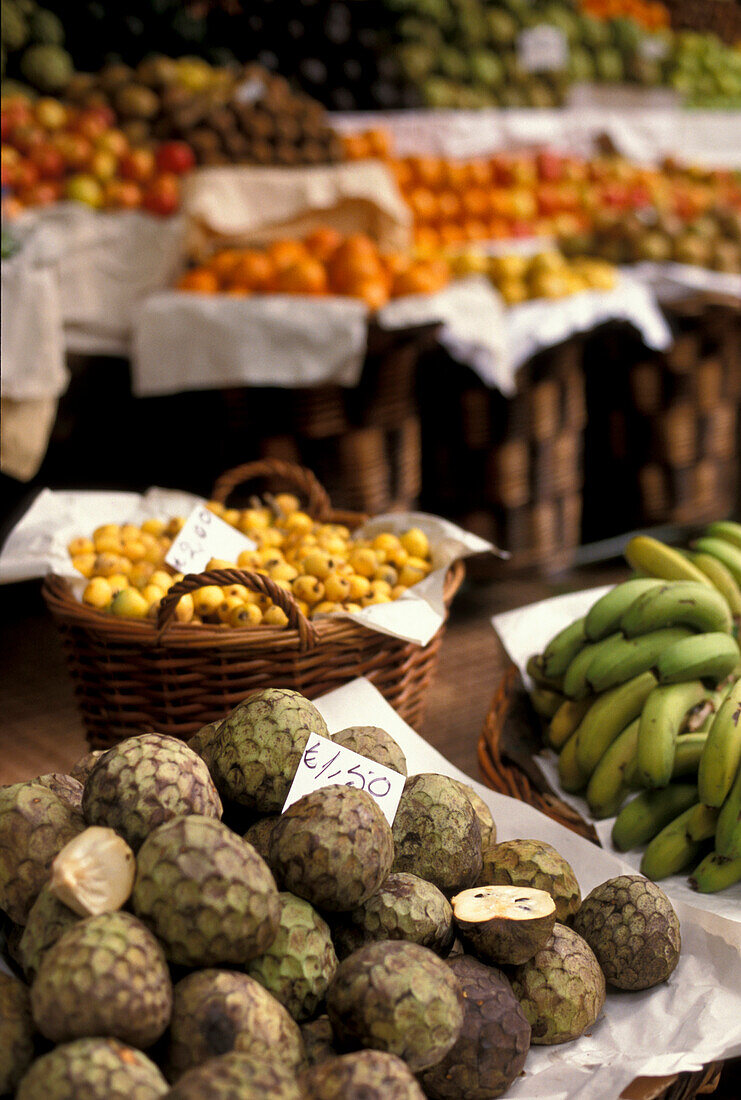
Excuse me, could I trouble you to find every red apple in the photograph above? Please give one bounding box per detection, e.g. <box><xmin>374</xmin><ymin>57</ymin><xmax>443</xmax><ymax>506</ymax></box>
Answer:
<box><xmin>65</xmin><ymin>173</ymin><xmax>104</xmax><ymax>208</ymax></box>
<box><xmin>53</xmin><ymin>132</ymin><xmax>94</xmax><ymax>171</ymax></box>
<box><xmin>95</xmin><ymin>128</ymin><xmax>129</xmax><ymax>158</ymax></box>
<box><xmin>119</xmin><ymin>148</ymin><xmax>156</xmax><ymax>183</ymax></box>
<box><xmin>19</xmin><ymin>180</ymin><xmax>62</xmax><ymax>207</ymax></box>
<box><xmin>537</xmin><ymin>150</ymin><xmax>565</xmax><ymax>183</ymax></box>
<box><xmin>10</xmin><ymin>122</ymin><xmax>45</xmax><ymax>155</ymax></box>
<box><xmin>90</xmin><ymin>148</ymin><xmax>118</xmax><ymax>183</ymax></box>
<box><xmin>154</xmin><ymin>141</ymin><xmax>196</xmax><ymax>176</ymax></box>
<box><xmin>1</xmin><ymin>100</ymin><xmax>33</xmax><ymax>140</ymax></box>
<box><xmin>103</xmin><ymin>179</ymin><xmax>143</xmax><ymax>210</ymax></box>
<box><xmin>34</xmin><ymin>98</ymin><xmax>69</xmax><ymax>132</ymax></box>
<box><xmin>29</xmin><ymin>144</ymin><xmax>66</xmax><ymax>180</ymax></box>
<box><xmin>74</xmin><ymin>105</ymin><xmax>116</xmax><ymax>142</ymax></box>
<box><xmin>142</xmin><ymin>173</ymin><xmax>180</xmax><ymax>216</ymax></box>
<box><xmin>13</xmin><ymin>159</ymin><xmax>40</xmax><ymax>192</ymax></box>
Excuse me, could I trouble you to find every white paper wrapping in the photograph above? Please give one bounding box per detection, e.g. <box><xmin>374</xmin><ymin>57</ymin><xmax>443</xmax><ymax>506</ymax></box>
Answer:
<box><xmin>315</xmin><ymin>677</ymin><xmax>741</xmax><ymax>1099</ymax></box>
<box><xmin>492</xmin><ymin>587</ymin><xmax>741</xmax><ymax>922</ymax></box>
<box><xmin>625</xmin><ymin>262</ymin><xmax>741</xmax><ymax>304</ymax></box>
<box><xmin>0</xmin><ymin>489</ymin><xmax>496</xmax><ymax>645</ymax></box>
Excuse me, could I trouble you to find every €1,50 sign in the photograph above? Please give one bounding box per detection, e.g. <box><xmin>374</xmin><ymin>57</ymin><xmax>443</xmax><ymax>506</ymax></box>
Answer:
<box><xmin>282</xmin><ymin>733</ymin><xmax>407</xmax><ymax>825</ymax></box>
<box><xmin>165</xmin><ymin>503</ymin><xmax>257</xmax><ymax>575</ymax></box>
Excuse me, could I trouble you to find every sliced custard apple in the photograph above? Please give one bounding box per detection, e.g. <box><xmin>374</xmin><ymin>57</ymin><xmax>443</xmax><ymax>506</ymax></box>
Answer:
<box><xmin>478</xmin><ymin>839</ymin><xmax>581</xmax><ymax>923</ymax></box>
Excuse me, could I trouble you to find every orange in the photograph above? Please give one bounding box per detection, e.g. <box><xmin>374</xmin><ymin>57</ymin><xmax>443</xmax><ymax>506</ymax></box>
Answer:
<box><xmin>342</xmin><ymin>134</ymin><xmax>371</xmax><ymax>161</ymax></box>
<box><xmin>366</xmin><ymin>128</ymin><xmax>393</xmax><ymax>159</ymax></box>
<box><xmin>441</xmin><ymin>161</ymin><xmax>469</xmax><ymax>190</ymax></box>
<box><xmin>390</xmin><ymin>159</ymin><xmax>414</xmax><ymax>191</ymax></box>
<box><xmin>409</xmin><ymin>156</ymin><xmax>444</xmax><ymax>189</ymax></box>
<box><xmin>303</xmin><ymin>226</ymin><xmax>343</xmax><ymax>263</ymax></box>
<box><xmin>462</xmin><ymin>219</ymin><xmax>489</xmax><ymax>242</ymax></box>
<box><xmin>267</xmin><ymin>239</ymin><xmax>310</xmax><ymax>272</ymax></box>
<box><xmin>273</xmin><ymin>258</ymin><xmax>328</xmax><ymax>295</ymax></box>
<box><xmin>467</xmin><ymin>159</ymin><xmax>493</xmax><ymax>188</ymax></box>
<box><xmin>436</xmin><ymin>191</ymin><xmax>463</xmax><ymax>224</ymax></box>
<box><xmin>438</xmin><ymin>224</ymin><xmax>465</xmax><ymax>247</ymax></box>
<box><xmin>177</xmin><ymin>268</ymin><xmax>219</xmax><ymax>293</ymax></box>
<box><xmin>413</xmin><ymin>226</ymin><xmax>440</xmax><ymax>255</ymax></box>
<box><xmin>381</xmin><ymin>250</ymin><xmax>412</xmax><ymax>278</ymax></box>
<box><xmin>229</xmin><ymin>250</ymin><xmax>274</xmax><ymax>292</ymax></box>
<box><xmin>348</xmin><ymin>276</ymin><xmax>391</xmax><ymax>311</ymax></box>
<box><xmin>210</xmin><ymin>249</ymin><xmax>242</xmax><ymax>280</ymax></box>
<box><xmin>408</xmin><ymin>187</ymin><xmax>438</xmax><ymax>223</ymax></box>
<box><xmin>461</xmin><ymin>188</ymin><xmax>489</xmax><ymax>220</ymax></box>
<box><xmin>326</xmin><ymin>235</ymin><xmax>384</xmax><ymax>293</ymax></box>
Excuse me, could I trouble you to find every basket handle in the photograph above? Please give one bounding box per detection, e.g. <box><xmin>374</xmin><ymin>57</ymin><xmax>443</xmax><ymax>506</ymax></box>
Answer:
<box><xmin>156</xmin><ymin>567</ymin><xmax>318</xmax><ymax>650</ymax></box>
<box><xmin>210</xmin><ymin>459</ymin><xmax>333</xmax><ymax>519</ymax></box>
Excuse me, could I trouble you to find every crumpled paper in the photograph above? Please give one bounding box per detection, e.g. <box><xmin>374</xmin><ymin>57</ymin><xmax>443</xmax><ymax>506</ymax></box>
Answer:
<box><xmin>492</xmin><ymin>587</ymin><xmax>741</xmax><ymax>922</ymax></box>
<box><xmin>625</xmin><ymin>262</ymin><xmax>741</xmax><ymax>304</ymax></box>
<box><xmin>0</xmin><ymin>488</ymin><xmax>496</xmax><ymax>645</ymax></box>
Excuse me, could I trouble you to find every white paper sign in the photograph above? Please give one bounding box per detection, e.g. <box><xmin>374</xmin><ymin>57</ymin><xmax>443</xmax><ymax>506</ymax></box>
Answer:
<box><xmin>517</xmin><ymin>26</ymin><xmax>568</xmax><ymax>72</ymax></box>
<box><xmin>639</xmin><ymin>35</ymin><xmax>670</xmax><ymax>61</ymax></box>
<box><xmin>282</xmin><ymin>732</ymin><xmax>406</xmax><ymax>825</ymax></box>
<box><xmin>165</xmin><ymin>503</ymin><xmax>256</xmax><ymax>575</ymax></box>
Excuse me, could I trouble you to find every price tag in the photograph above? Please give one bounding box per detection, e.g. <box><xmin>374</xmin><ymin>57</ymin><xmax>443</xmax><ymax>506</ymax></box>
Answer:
<box><xmin>638</xmin><ymin>35</ymin><xmax>669</xmax><ymax>62</ymax></box>
<box><xmin>165</xmin><ymin>504</ymin><xmax>257</xmax><ymax>575</ymax></box>
<box><xmin>234</xmin><ymin>77</ymin><xmax>266</xmax><ymax>105</ymax></box>
<box><xmin>517</xmin><ymin>26</ymin><xmax>568</xmax><ymax>72</ymax></box>
<box><xmin>283</xmin><ymin>733</ymin><xmax>406</xmax><ymax>826</ymax></box>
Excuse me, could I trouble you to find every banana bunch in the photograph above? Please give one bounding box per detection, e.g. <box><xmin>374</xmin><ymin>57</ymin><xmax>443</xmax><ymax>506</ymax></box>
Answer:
<box><xmin>528</xmin><ymin>520</ymin><xmax>741</xmax><ymax>894</ymax></box>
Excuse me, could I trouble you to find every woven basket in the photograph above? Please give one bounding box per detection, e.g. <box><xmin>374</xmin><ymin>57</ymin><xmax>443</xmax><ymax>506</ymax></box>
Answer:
<box><xmin>664</xmin><ymin>0</ymin><xmax>741</xmax><ymax>44</ymax></box>
<box><xmin>42</xmin><ymin>459</ymin><xmax>464</xmax><ymax>749</ymax></box>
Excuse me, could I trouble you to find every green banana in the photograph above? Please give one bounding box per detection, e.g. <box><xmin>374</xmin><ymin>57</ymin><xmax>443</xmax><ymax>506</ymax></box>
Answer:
<box><xmin>620</xmin><ymin>581</ymin><xmax>732</xmax><ymax>638</ymax></box>
<box><xmin>531</xmin><ymin>685</ymin><xmax>565</xmax><ymax>720</ymax></box>
<box><xmin>624</xmin><ymin>535</ymin><xmax>714</xmax><ymax>587</ymax></box>
<box><xmin>635</xmin><ymin>679</ymin><xmax>707</xmax><ymax>789</ymax></box>
<box><xmin>671</xmin><ymin>733</ymin><xmax>709</xmax><ymax>779</ymax></box>
<box><xmin>656</xmin><ymin>632</ymin><xmax>740</xmax><ymax>686</ymax></box>
<box><xmin>542</xmin><ymin>617</ymin><xmax>587</xmax><ymax>680</ymax></box>
<box><xmin>697</xmin><ymin>678</ymin><xmax>741</xmax><ymax>807</ymax></box>
<box><xmin>715</xmin><ymin>756</ymin><xmax>741</xmax><ymax>859</ymax></box>
<box><xmin>575</xmin><ymin>671</ymin><xmax>657</xmax><ymax>776</ymax></box>
<box><xmin>562</xmin><ymin>633</ymin><xmax>620</xmax><ymax>699</ymax></box>
<box><xmin>691</xmin><ymin>552</ymin><xmax>741</xmax><ymax>618</ymax></box>
<box><xmin>585</xmin><ymin>628</ymin><xmax>692</xmax><ymax>694</ymax></box>
<box><xmin>584</xmin><ymin>579</ymin><xmax>663</xmax><ymax>641</ymax></box>
<box><xmin>586</xmin><ymin>718</ymin><xmax>639</xmax><ymax>819</ymax></box>
<box><xmin>611</xmin><ymin>784</ymin><xmax>699</xmax><ymax>851</ymax></box>
<box><xmin>547</xmin><ymin>697</ymin><xmax>593</xmax><ymax>751</ymax></box>
<box><xmin>558</xmin><ymin>730</ymin><xmax>590</xmax><ymax>793</ymax></box>
<box><xmin>526</xmin><ymin>655</ymin><xmax>563</xmax><ymax>691</ymax></box>
<box><xmin>640</xmin><ymin>802</ymin><xmax>719</xmax><ymax>880</ymax></box>
<box><xmin>704</xmin><ymin>520</ymin><xmax>741</xmax><ymax>551</ymax></box>
<box><xmin>691</xmin><ymin>537</ymin><xmax>741</xmax><ymax>585</ymax></box>
<box><xmin>689</xmin><ymin>851</ymin><xmax>741</xmax><ymax>893</ymax></box>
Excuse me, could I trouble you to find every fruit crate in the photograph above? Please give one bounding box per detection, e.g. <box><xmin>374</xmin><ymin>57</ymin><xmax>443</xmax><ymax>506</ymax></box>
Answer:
<box><xmin>582</xmin><ymin>299</ymin><xmax>741</xmax><ymax>539</ymax></box>
<box><xmin>419</xmin><ymin>338</ymin><xmax>586</xmax><ymax>574</ymax></box>
<box><xmin>221</xmin><ymin>321</ymin><xmax>438</xmax><ymax>515</ymax></box>
<box><xmin>41</xmin><ymin>459</ymin><xmax>464</xmax><ymax>749</ymax></box>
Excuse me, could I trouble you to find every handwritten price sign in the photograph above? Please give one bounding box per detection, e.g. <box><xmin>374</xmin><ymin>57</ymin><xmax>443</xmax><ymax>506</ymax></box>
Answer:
<box><xmin>283</xmin><ymin>733</ymin><xmax>406</xmax><ymax>825</ymax></box>
<box><xmin>165</xmin><ymin>504</ymin><xmax>257</xmax><ymax>575</ymax></box>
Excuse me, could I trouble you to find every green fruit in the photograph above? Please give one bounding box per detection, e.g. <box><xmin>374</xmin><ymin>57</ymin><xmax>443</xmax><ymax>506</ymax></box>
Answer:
<box><xmin>331</xmin><ymin>725</ymin><xmax>407</xmax><ymax>775</ymax></box>
<box><xmin>132</xmin><ymin>815</ymin><xmax>279</xmax><ymax>967</ymax></box>
<box><xmin>16</xmin><ymin>1038</ymin><xmax>168</xmax><ymax>1100</ymax></box>
<box><xmin>636</xmin><ymin>680</ymin><xmax>707</xmax><ymax>789</ymax></box>
<box><xmin>1</xmin><ymin>1</ymin><xmax>29</xmax><ymax>53</ymax></box>
<box><xmin>542</xmin><ymin>617</ymin><xmax>587</xmax><ymax>679</ymax></box>
<box><xmin>0</xmin><ymin>972</ymin><xmax>34</xmax><ymax>1095</ymax></box>
<box><xmin>270</xmin><ymin>786</ymin><xmax>394</xmax><ymax>912</ymax></box>
<box><xmin>420</xmin><ymin>955</ymin><xmax>530</xmax><ymax>1100</ymax></box>
<box><xmin>82</xmin><ymin>733</ymin><xmax>222</xmax><ymax>851</ymax></box>
<box><xmin>573</xmin><ymin>875</ymin><xmax>680</xmax><ymax>990</ymax></box>
<box><xmin>28</xmin><ymin>8</ymin><xmax>64</xmax><ymax>46</ymax></box>
<box><xmin>510</xmin><ymin>924</ymin><xmax>606</xmax><ymax>1045</ymax></box>
<box><xmin>167</xmin><ymin>968</ymin><xmax>305</xmax><ymax>1081</ymax></box>
<box><xmin>331</xmin><ymin>872</ymin><xmax>454</xmax><ymax>960</ymax></box>
<box><xmin>656</xmin><ymin>632</ymin><xmax>740</xmax><ymax>686</ymax></box>
<box><xmin>31</xmin><ymin>911</ymin><xmax>172</xmax><ymax>1048</ymax></box>
<box><xmin>477</xmin><ymin>838</ymin><xmax>581</xmax><ymax>923</ymax></box>
<box><xmin>246</xmin><ymin>892</ymin><xmax>338</xmax><ymax>1021</ymax></box>
<box><xmin>303</xmin><ymin>1050</ymin><xmax>425</xmax><ymax>1099</ymax></box>
<box><xmin>327</xmin><ymin>941</ymin><xmax>464</xmax><ymax>1073</ymax></box>
<box><xmin>575</xmin><ymin>671</ymin><xmax>657</xmax><ymax>776</ymax></box>
<box><xmin>391</xmin><ymin>773</ymin><xmax>483</xmax><ymax>895</ymax></box>
<box><xmin>0</xmin><ymin>782</ymin><xmax>83</xmax><ymax>924</ymax></box>
<box><xmin>212</xmin><ymin>688</ymin><xmax>329</xmax><ymax>811</ymax></box>
<box><xmin>641</xmin><ymin>803</ymin><xmax>719</xmax><ymax>880</ymax></box>
<box><xmin>167</xmin><ymin>1052</ymin><xmax>302</xmax><ymax>1099</ymax></box>
<box><xmin>243</xmin><ymin>814</ymin><xmax>280</xmax><ymax>863</ymax></box>
<box><xmin>452</xmin><ymin>780</ymin><xmax>496</xmax><ymax>849</ymax></box>
<box><xmin>301</xmin><ymin>1015</ymin><xmax>337</xmax><ymax>1067</ymax></box>
<box><xmin>612</xmin><ymin>784</ymin><xmax>700</xmax><ymax>851</ymax></box>
<box><xmin>584</xmin><ymin>579</ymin><xmax>663</xmax><ymax>641</ymax></box>
<box><xmin>690</xmin><ymin>852</ymin><xmax>741</xmax><ymax>893</ymax></box>
<box><xmin>19</xmin><ymin>43</ymin><xmax>73</xmax><ymax>92</ymax></box>
<box><xmin>620</xmin><ymin>582</ymin><xmax>732</xmax><ymax>638</ymax></box>
<box><xmin>586</xmin><ymin>719</ymin><xmax>639</xmax><ymax>819</ymax></box>
<box><xmin>186</xmin><ymin>718</ymin><xmax>222</xmax><ymax>772</ymax></box>
<box><xmin>18</xmin><ymin>884</ymin><xmax>80</xmax><ymax>979</ymax></box>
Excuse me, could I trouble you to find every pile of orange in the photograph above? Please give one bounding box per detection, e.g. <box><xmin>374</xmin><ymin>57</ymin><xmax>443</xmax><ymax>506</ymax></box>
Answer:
<box><xmin>176</xmin><ymin>228</ymin><xmax>451</xmax><ymax>310</ymax></box>
<box><xmin>580</xmin><ymin>0</ymin><xmax>670</xmax><ymax>30</ymax></box>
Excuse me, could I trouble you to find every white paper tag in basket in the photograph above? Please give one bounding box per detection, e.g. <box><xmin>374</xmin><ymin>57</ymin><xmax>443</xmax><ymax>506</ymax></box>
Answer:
<box><xmin>282</xmin><ymin>732</ymin><xmax>406</xmax><ymax>825</ymax></box>
<box><xmin>165</xmin><ymin>504</ymin><xmax>256</xmax><ymax>575</ymax></box>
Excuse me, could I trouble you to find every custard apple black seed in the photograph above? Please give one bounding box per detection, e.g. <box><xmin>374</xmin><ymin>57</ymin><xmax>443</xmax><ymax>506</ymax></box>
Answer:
<box><xmin>82</xmin><ymin>733</ymin><xmax>222</xmax><ymax>851</ymax></box>
<box><xmin>421</xmin><ymin>955</ymin><xmax>531</xmax><ymax>1100</ymax></box>
<box><xmin>212</xmin><ymin>688</ymin><xmax>329</xmax><ymax>811</ymax></box>
<box><xmin>572</xmin><ymin>875</ymin><xmax>680</xmax><ymax>990</ymax></box>
<box><xmin>246</xmin><ymin>891</ymin><xmax>338</xmax><ymax>1021</ymax></box>
<box><xmin>478</xmin><ymin>839</ymin><xmax>581</xmax><ymax>923</ymax></box>
<box><xmin>166</xmin><ymin>1052</ymin><xmax>303</xmax><ymax>1099</ymax></box>
<box><xmin>0</xmin><ymin>782</ymin><xmax>83</xmax><ymax>924</ymax></box>
<box><xmin>132</xmin><ymin>815</ymin><xmax>280</xmax><ymax>968</ymax></box>
<box><xmin>31</xmin><ymin>911</ymin><xmax>172</xmax><ymax>1048</ymax></box>
<box><xmin>331</xmin><ymin>726</ymin><xmax>408</xmax><ymax>775</ymax></box>
<box><xmin>510</xmin><ymin>923</ymin><xmax>606</xmax><ymax>1045</ymax></box>
<box><xmin>326</xmin><ymin>940</ymin><xmax>465</xmax><ymax>1073</ymax></box>
<box><xmin>391</xmin><ymin>773</ymin><xmax>483</xmax><ymax>894</ymax></box>
<box><xmin>0</xmin><ymin>973</ymin><xmax>34</xmax><ymax>1095</ymax></box>
<box><xmin>167</xmin><ymin>968</ymin><xmax>306</xmax><ymax>1081</ymax></box>
<box><xmin>15</xmin><ymin>1038</ymin><xmax>168</xmax><ymax>1100</ymax></box>
<box><xmin>302</xmin><ymin>1050</ymin><xmax>426</xmax><ymax>1099</ymax></box>
<box><xmin>269</xmin><ymin>785</ymin><xmax>394</xmax><ymax>912</ymax></box>
<box><xmin>331</xmin><ymin>872</ymin><xmax>454</xmax><ymax>959</ymax></box>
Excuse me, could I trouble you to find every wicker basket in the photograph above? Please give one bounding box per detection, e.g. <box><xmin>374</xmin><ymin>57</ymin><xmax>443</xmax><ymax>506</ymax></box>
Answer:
<box><xmin>42</xmin><ymin>459</ymin><xmax>464</xmax><ymax>749</ymax></box>
<box><xmin>664</xmin><ymin>0</ymin><xmax>741</xmax><ymax>44</ymax></box>
<box><xmin>420</xmin><ymin>338</ymin><xmax>586</xmax><ymax>574</ymax></box>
